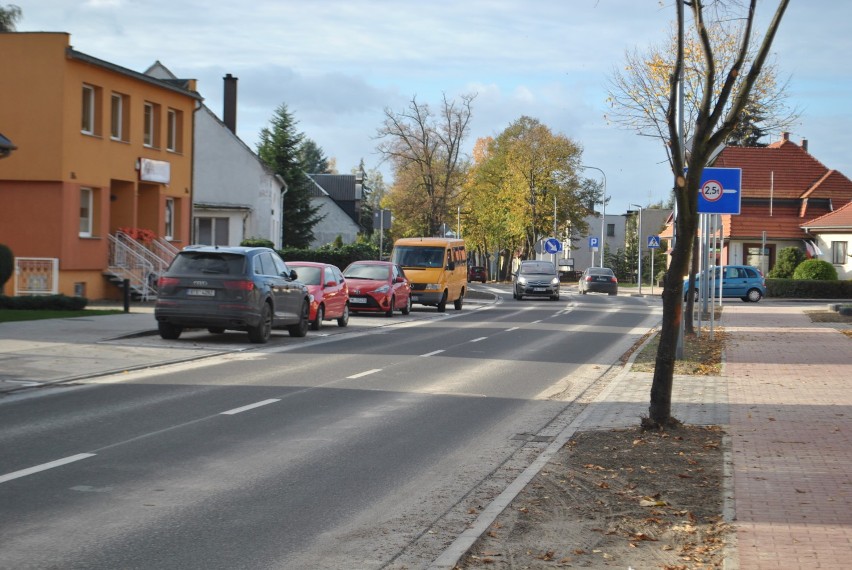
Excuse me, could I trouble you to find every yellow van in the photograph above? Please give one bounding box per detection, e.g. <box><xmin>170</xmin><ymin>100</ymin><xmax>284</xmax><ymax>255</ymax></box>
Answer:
<box><xmin>390</xmin><ymin>237</ymin><xmax>467</xmax><ymax>312</ymax></box>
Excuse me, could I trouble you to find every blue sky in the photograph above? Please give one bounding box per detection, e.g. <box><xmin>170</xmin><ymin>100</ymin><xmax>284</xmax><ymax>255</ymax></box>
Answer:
<box><xmin>15</xmin><ymin>0</ymin><xmax>852</xmax><ymax>216</ymax></box>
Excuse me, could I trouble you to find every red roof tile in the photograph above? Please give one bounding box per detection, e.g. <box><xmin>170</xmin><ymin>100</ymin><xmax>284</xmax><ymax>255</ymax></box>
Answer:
<box><xmin>802</xmin><ymin>200</ymin><xmax>852</xmax><ymax>230</ymax></box>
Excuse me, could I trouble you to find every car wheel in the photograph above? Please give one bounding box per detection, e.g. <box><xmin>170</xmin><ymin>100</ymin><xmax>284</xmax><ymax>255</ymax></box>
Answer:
<box><xmin>248</xmin><ymin>303</ymin><xmax>273</xmax><ymax>343</ymax></box>
<box><xmin>385</xmin><ymin>296</ymin><xmax>395</xmax><ymax>317</ymax></box>
<box><xmin>337</xmin><ymin>303</ymin><xmax>350</xmax><ymax>327</ymax></box>
<box><xmin>288</xmin><ymin>301</ymin><xmax>309</xmax><ymax>337</ymax></box>
<box><xmin>207</xmin><ymin>327</ymin><xmax>225</xmax><ymax>334</ymax></box>
<box><xmin>609</xmin><ymin>291</ymin><xmax>617</xmax><ymax>296</ymax></box>
<box><xmin>550</xmin><ymin>294</ymin><xmax>559</xmax><ymax>301</ymax></box>
<box><xmin>437</xmin><ymin>292</ymin><xmax>447</xmax><ymax>312</ymax></box>
<box><xmin>401</xmin><ymin>295</ymin><xmax>411</xmax><ymax>315</ymax></box>
<box><xmin>454</xmin><ymin>295</ymin><xmax>463</xmax><ymax>310</ymax></box>
<box><xmin>311</xmin><ymin>304</ymin><xmax>324</xmax><ymax>331</ymax></box>
<box><xmin>685</xmin><ymin>289</ymin><xmax>698</xmax><ymax>302</ymax></box>
<box><xmin>746</xmin><ymin>288</ymin><xmax>763</xmax><ymax>302</ymax></box>
<box><xmin>480</xmin><ymin>278</ymin><xmax>486</xmax><ymax>283</ymax></box>
<box><xmin>158</xmin><ymin>322</ymin><xmax>183</xmax><ymax>340</ymax></box>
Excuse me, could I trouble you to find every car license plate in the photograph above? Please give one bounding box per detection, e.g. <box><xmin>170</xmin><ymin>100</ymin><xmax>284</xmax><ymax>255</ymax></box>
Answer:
<box><xmin>533</xmin><ymin>287</ymin><xmax>546</xmax><ymax>292</ymax></box>
<box><xmin>350</xmin><ymin>297</ymin><xmax>367</xmax><ymax>304</ymax></box>
<box><xmin>187</xmin><ymin>288</ymin><xmax>215</xmax><ymax>296</ymax></box>
<box><xmin>411</xmin><ymin>295</ymin><xmax>419</xmax><ymax>301</ymax></box>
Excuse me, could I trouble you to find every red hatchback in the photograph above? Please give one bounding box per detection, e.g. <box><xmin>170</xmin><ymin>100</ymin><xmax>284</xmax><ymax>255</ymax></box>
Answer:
<box><xmin>289</xmin><ymin>262</ymin><xmax>350</xmax><ymax>330</ymax></box>
<box><xmin>342</xmin><ymin>260</ymin><xmax>412</xmax><ymax>317</ymax></box>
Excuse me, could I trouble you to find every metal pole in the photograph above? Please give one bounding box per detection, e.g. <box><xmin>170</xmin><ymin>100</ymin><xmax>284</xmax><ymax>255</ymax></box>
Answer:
<box><xmin>631</xmin><ymin>204</ymin><xmax>643</xmax><ymax>294</ymax></box>
<box><xmin>379</xmin><ymin>209</ymin><xmax>384</xmax><ymax>260</ymax></box>
<box><xmin>581</xmin><ymin>165</ymin><xmax>606</xmax><ymax>268</ymax></box>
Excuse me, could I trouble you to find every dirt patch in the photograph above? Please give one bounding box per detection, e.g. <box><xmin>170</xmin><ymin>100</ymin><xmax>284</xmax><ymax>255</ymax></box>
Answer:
<box><xmin>804</xmin><ymin>310</ymin><xmax>852</xmax><ymax>338</ymax></box>
<box><xmin>457</xmin><ymin>426</ymin><xmax>729</xmax><ymax>569</ymax></box>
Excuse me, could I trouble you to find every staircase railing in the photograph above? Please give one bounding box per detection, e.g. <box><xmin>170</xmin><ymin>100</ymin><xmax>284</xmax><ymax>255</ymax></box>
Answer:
<box><xmin>107</xmin><ymin>234</ymin><xmax>155</xmax><ymax>300</ymax></box>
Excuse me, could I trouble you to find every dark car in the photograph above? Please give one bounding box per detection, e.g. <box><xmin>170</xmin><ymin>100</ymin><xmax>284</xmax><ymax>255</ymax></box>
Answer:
<box><xmin>154</xmin><ymin>246</ymin><xmax>310</xmax><ymax>343</ymax></box>
<box><xmin>512</xmin><ymin>260</ymin><xmax>560</xmax><ymax>300</ymax></box>
<box><xmin>683</xmin><ymin>264</ymin><xmax>766</xmax><ymax>302</ymax></box>
<box><xmin>578</xmin><ymin>267</ymin><xmax>618</xmax><ymax>295</ymax></box>
<box><xmin>467</xmin><ymin>265</ymin><xmax>486</xmax><ymax>283</ymax></box>
<box><xmin>343</xmin><ymin>260</ymin><xmax>412</xmax><ymax>317</ymax></box>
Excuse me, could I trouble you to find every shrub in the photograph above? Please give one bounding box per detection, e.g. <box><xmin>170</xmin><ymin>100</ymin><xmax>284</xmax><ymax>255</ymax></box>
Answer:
<box><xmin>792</xmin><ymin>259</ymin><xmax>838</xmax><ymax>281</ymax></box>
<box><xmin>0</xmin><ymin>243</ymin><xmax>12</xmax><ymax>291</ymax></box>
<box><xmin>0</xmin><ymin>294</ymin><xmax>88</xmax><ymax>310</ymax></box>
<box><xmin>768</xmin><ymin>246</ymin><xmax>805</xmax><ymax>278</ymax></box>
<box><xmin>240</xmin><ymin>237</ymin><xmax>275</xmax><ymax>248</ymax></box>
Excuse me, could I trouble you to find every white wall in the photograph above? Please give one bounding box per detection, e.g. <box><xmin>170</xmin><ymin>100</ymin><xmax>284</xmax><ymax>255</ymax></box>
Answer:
<box><xmin>816</xmin><ymin>232</ymin><xmax>851</xmax><ymax>279</ymax></box>
<box><xmin>310</xmin><ymin>196</ymin><xmax>360</xmax><ymax>247</ymax></box>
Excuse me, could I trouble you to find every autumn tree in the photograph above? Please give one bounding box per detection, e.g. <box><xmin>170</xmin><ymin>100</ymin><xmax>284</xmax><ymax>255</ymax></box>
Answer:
<box><xmin>644</xmin><ymin>0</ymin><xmax>790</xmax><ymax>428</ymax></box>
<box><xmin>376</xmin><ymin>94</ymin><xmax>474</xmax><ymax>238</ymax></box>
<box><xmin>257</xmin><ymin>104</ymin><xmax>324</xmax><ymax>248</ymax></box>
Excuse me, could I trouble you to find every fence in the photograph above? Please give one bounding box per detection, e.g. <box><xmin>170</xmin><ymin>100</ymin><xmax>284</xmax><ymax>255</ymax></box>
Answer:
<box><xmin>14</xmin><ymin>257</ymin><xmax>59</xmax><ymax>296</ymax></box>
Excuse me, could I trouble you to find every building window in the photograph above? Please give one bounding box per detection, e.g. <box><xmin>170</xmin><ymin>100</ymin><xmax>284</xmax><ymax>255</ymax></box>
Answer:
<box><xmin>607</xmin><ymin>223</ymin><xmax>615</xmax><ymax>237</ymax></box>
<box><xmin>79</xmin><ymin>188</ymin><xmax>93</xmax><ymax>237</ymax></box>
<box><xmin>81</xmin><ymin>84</ymin><xmax>100</xmax><ymax>135</ymax></box>
<box><xmin>196</xmin><ymin>217</ymin><xmax>230</xmax><ymax>246</ymax></box>
<box><xmin>110</xmin><ymin>92</ymin><xmax>129</xmax><ymax>141</ymax></box>
<box><xmin>831</xmin><ymin>241</ymin><xmax>848</xmax><ymax>264</ymax></box>
<box><xmin>164</xmin><ymin>198</ymin><xmax>175</xmax><ymax>240</ymax></box>
<box><xmin>166</xmin><ymin>109</ymin><xmax>183</xmax><ymax>152</ymax></box>
<box><xmin>144</xmin><ymin>102</ymin><xmax>161</xmax><ymax>148</ymax></box>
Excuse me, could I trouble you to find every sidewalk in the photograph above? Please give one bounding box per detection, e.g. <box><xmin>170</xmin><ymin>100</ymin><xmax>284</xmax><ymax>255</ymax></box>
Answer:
<box><xmin>1</xmin><ymin>300</ymin><xmax>850</xmax><ymax>568</ymax></box>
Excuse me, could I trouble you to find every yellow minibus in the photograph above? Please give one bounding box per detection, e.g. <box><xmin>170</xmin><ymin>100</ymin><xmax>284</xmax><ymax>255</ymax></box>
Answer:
<box><xmin>390</xmin><ymin>237</ymin><xmax>467</xmax><ymax>311</ymax></box>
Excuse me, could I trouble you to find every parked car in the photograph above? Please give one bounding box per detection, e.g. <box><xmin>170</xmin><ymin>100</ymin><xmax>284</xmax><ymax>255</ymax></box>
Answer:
<box><xmin>342</xmin><ymin>260</ymin><xmax>412</xmax><ymax>317</ymax></box>
<box><xmin>513</xmin><ymin>260</ymin><xmax>560</xmax><ymax>300</ymax></box>
<box><xmin>288</xmin><ymin>261</ymin><xmax>350</xmax><ymax>330</ymax></box>
<box><xmin>578</xmin><ymin>267</ymin><xmax>619</xmax><ymax>296</ymax></box>
<box><xmin>683</xmin><ymin>264</ymin><xmax>765</xmax><ymax>302</ymax></box>
<box><xmin>154</xmin><ymin>246</ymin><xmax>310</xmax><ymax>343</ymax></box>
<box><xmin>467</xmin><ymin>265</ymin><xmax>486</xmax><ymax>283</ymax></box>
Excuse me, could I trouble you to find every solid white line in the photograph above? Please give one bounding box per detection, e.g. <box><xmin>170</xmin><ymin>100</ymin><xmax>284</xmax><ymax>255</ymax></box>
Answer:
<box><xmin>347</xmin><ymin>368</ymin><xmax>382</xmax><ymax>379</ymax></box>
<box><xmin>0</xmin><ymin>453</ymin><xmax>96</xmax><ymax>484</ymax></box>
<box><xmin>221</xmin><ymin>399</ymin><xmax>281</xmax><ymax>415</ymax></box>
<box><xmin>419</xmin><ymin>350</ymin><xmax>445</xmax><ymax>357</ymax></box>
<box><xmin>470</xmin><ymin>337</ymin><xmax>487</xmax><ymax>343</ymax></box>
<box><xmin>531</xmin><ymin>320</ymin><xmax>542</xmax><ymax>324</ymax></box>
<box><xmin>505</xmin><ymin>327</ymin><xmax>519</xmax><ymax>332</ymax></box>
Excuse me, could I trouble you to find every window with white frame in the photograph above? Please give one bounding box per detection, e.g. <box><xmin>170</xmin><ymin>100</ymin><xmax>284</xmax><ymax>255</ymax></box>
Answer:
<box><xmin>110</xmin><ymin>92</ymin><xmax>128</xmax><ymax>141</ymax></box>
<box><xmin>164</xmin><ymin>198</ymin><xmax>175</xmax><ymax>240</ymax></box>
<box><xmin>82</xmin><ymin>85</ymin><xmax>95</xmax><ymax>134</ymax></box>
<box><xmin>831</xmin><ymin>241</ymin><xmax>848</xmax><ymax>264</ymax></box>
<box><xmin>144</xmin><ymin>102</ymin><xmax>154</xmax><ymax>147</ymax></box>
<box><xmin>166</xmin><ymin>108</ymin><xmax>180</xmax><ymax>152</ymax></box>
<box><xmin>196</xmin><ymin>217</ymin><xmax>230</xmax><ymax>246</ymax></box>
<box><xmin>79</xmin><ymin>188</ymin><xmax>93</xmax><ymax>237</ymax></box>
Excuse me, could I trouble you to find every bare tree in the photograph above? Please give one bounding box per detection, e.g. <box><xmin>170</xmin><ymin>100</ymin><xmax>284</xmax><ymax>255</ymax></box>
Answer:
<box><xmin>376</xmin><ymin>94</ymin><xmax>475</xmax><ymax>237</ymax></box>
<box><xmin>648</xmin><ymin>0</ymin><xmax>790</xmax><ymax>428</ymax></box>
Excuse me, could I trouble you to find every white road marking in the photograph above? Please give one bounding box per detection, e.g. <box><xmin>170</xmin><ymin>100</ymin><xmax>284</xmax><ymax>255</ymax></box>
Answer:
<box><xmin>221</xmin><ymin>399</ymin><xmax>281</xmax><ymax>415</ymax></box>
<box><xmin>505</xmin><ymin>327</ymin><xmax>519</xmax><ymax>332</ymax></box>
<box><xmin>419</xmin><ymin>350</ymin><xmax>445</xmax><ymax>357</ymax></box>
<box><xmin>0</xmin><ymin>453</ymin><xmax>96</xmax><ymax>484</ymax></box>
<box><xmin>347</xmin><ymin>368</ymin><xmax>382</xmax><ymax>378</ymax></box>
<box><xmin>470</xmin><ymin>337</ymin><xmax>487</xmax><ymax>343</ymax></box>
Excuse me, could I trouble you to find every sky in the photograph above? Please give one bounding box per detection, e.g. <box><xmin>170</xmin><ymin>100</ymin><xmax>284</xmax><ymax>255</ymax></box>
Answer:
<box><xmin>14</xmin><ymin>0</ymin><xmax>852</xmax><ymax>217</ymax></box>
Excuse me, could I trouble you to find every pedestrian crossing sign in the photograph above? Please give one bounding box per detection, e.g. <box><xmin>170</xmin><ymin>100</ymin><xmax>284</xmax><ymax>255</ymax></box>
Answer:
<box><xmin>647</xmin><ymin>235</ymin><xmax>660</xmax><ymax>249</ymax></box>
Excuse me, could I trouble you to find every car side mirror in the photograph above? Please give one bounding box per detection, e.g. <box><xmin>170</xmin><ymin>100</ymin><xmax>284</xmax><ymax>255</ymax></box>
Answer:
<box><xmin>289</xmin><ymin>269</ymin><xmax>298</xmax><ymax>280</ymax></box>
<box><xmin>447</xmin><ymin>261</ymin><xmax>455</xmax><ymax>271</ymax></box>
<box><xmin>325</xmin><ymin>280</ymin><xmax>336</xmax><ymax>287</ymax></box>
<box><xmin>394</xmin><ymin>276</ymin><xmax>405</xmax><ymax>283</ymax></box>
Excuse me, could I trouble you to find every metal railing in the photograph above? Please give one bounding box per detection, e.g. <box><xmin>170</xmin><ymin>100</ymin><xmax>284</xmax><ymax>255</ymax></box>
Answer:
<box><xmin>107</xmin><ymin>234</ymin><xmax>156</xmax><ymax>301</ymax></box>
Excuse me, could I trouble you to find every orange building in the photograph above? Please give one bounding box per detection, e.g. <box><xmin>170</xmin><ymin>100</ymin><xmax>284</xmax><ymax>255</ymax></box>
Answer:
<box><xmin>0</xmin><ymin>32</ymin><xmax>201</xmax><ymax>299</ymax></box>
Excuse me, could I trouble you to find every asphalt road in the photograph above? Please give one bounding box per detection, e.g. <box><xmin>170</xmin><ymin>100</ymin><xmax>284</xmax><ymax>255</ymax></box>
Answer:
<box><xmin>0</xmin><ymin>286</ymin><xmax>661</xmax><ymax>569</ymax></box>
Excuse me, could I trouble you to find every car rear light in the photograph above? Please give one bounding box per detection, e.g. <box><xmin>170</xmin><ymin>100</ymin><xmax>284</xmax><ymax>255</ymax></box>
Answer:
<box><xmin>585</xmin><ymin>276</ymin><xmax>593</xmax><ymax>281</ymax></box>
<box><xmin>158</xmin><ymin>276</ymin><xmax>180</xmax><ymax>288</ymax></box>
<box><xmin>611</xmin><ymin>277</ymin><xmax>618</xmax><ymax>283</ymax></box>
<box><xmin>223</xmin><ymin>280</ymin><xmax>255</xmax><ymax>291</ymax></box>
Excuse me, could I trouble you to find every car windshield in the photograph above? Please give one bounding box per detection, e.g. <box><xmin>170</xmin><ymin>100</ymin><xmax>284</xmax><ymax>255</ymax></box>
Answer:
<box><xmin>168</xmin><ymin>252</ymin><xmax>245</xmax><ymax>275</ymax></box>
<box><xmin>520</xmin><ymin>262</ymin><xmax>556</xmax><ymax>275</ymax></box>
<box><xmin>344</xmin><ymin>264</ymin><xmax>390</xmax><ymax>280</ymax></box>
<box><xmin>392</xmin><ymin>246</ymin><xmax>445</xmax><ymax>268</ymax></box>
<box><xmin>292</xmin><ymin>266</ymin><xmax>321</xmax><ymax>285</ymax></box>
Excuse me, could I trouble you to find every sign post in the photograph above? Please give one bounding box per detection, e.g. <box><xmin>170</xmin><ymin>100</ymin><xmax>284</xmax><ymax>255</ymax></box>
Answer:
<box><xmin>647</xmin><ymin>235</ymin><xmax>660</xmax><ymax>295</ymax></box>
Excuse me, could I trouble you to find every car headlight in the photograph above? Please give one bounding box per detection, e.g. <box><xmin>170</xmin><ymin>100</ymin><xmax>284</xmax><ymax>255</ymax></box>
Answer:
<box><xmin>517</xmin><ymin>277</ymin><xmax>527</xmax><ymax>285</ymax></box>
<box><xmin>424</xmin><ymin>283</ymin><xmax>441</xmax><ymax>291</ymax></box>
<box><xmin>374</xmin><ymin>284</ymin><xmax>390</xmax><ymax>293</ymax></box>
<box><xmin>550</xmin><ymin>277</ymin><xmax>559</xmax><ymax>286</ymax></box>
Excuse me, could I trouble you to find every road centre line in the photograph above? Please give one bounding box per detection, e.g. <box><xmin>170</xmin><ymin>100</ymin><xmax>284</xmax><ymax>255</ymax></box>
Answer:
<box><xmin>505</xmin><ymin>327</ymin><xmax>519</xmax><ymax>332</ymax></box>
<box><xmin>419</xmin><ymin>350</ymin><xmax>445</xmax><ymax>357</ymax></box>
<box><xmin>347</xmin><ymin>368</ymin><xmax>382</xmax><ymax>379</ymax></box>
<box><xmin>469</xmin><ymin>337</ymin><xmax>487</xmax><ymax>343</ymax></box>
<box><xmin>0</xmin><ymin>453</ymin><xmax>96</xmax><ymax>485</ymax></box>
<box><xmin>220</xmin><ymin>399</ymin><xmax>281</xmax><ymax>415</ymax></box>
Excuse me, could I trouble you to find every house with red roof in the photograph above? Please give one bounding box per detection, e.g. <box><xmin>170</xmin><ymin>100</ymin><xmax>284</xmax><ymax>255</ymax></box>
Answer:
<box><xmin>801</xmin><ymin>200</ymin><xmax>852</xmax><ymax>279</ymax></box>
<box><xmin>661</xmin><ymin>132</ymin><xmax>852</xmax><ymax>277</ymax></box>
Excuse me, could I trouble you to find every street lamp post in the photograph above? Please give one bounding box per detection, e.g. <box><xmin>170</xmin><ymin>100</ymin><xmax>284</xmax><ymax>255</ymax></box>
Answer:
<box><xmin>631</xmin><ymin>203</ymin><xmax>643</xmax><ymax>294</ymax></box>
<box><xmin>581</xmin><ymin>165</ymin><xmax>606</xmax><ymax>268</ymax></box>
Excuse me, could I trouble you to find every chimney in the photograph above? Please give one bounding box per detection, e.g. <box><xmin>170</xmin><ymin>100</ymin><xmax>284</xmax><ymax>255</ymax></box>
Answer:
<box><xmin>801</xmin><ymin>138</ymin><xmax>808</xmax><ymax>152</ymax></box>
<box><xmin>223</xmin><ymin>73</ymin><xmax>238</xmax><ymax>134</ymax></box>
<box><xmin>781</xmin><ymin>131</ymin><xmax>790</xmax><ymax>142</ymax></box>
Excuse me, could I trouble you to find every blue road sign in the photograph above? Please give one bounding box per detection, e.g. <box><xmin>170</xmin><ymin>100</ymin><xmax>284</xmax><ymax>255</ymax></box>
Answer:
<box><xmin>647</xmin><ymin>235</ymin><xmax>660</xmax><ymax>249</ymax></box>
<box><xmin>544</xmin><ymin>237</ymin><xmax>562</xmax><ymax>254</ymax></box>
<box><xmin>589</xmin><ymin>236</ymin><xmax>599</xmax><ymax>250</ymax></box>
<box><xmin>698</xmin><ymin>167</ymin><xmax>741</xmax><ymax>214</ymax></box>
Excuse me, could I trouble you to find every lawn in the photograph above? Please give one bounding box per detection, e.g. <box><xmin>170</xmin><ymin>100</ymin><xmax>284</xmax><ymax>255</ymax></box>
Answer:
<box><xmin>0</xmin><ymin>309</ymin><xmax>124</xmax><ymax>323</ymax></box>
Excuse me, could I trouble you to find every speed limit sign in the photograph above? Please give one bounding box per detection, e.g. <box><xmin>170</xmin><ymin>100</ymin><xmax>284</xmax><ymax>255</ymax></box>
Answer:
<box><xmin>701</xmin><ymin>180</ymin><xmax>723</xmax><ymax>202</ymax></box>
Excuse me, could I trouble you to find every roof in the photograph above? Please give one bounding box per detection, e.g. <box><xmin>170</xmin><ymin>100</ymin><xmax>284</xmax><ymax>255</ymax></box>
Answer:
<box><xmin>801</xmin><ymin>200</ymin><xmax>852</xmax><ymax>231</ymax></box>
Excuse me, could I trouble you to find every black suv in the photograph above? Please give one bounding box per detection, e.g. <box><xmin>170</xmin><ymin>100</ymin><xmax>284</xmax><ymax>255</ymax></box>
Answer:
<box><xmin>154</xmin><ymin>246</ymin><xmax>310</xmax><ymax>343</ymax></box>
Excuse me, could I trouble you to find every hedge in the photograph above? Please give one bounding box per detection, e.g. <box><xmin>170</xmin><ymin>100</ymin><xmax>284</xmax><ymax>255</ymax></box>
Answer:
<box><xmin>0</xmin><ymin>294</ymin><xmax>89</xmax><ymax>310</ymax></box>
<box><xmin>766</xmin><ymin>278</ymin><xmax>852</xmax><ymax>299</ymax></box>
